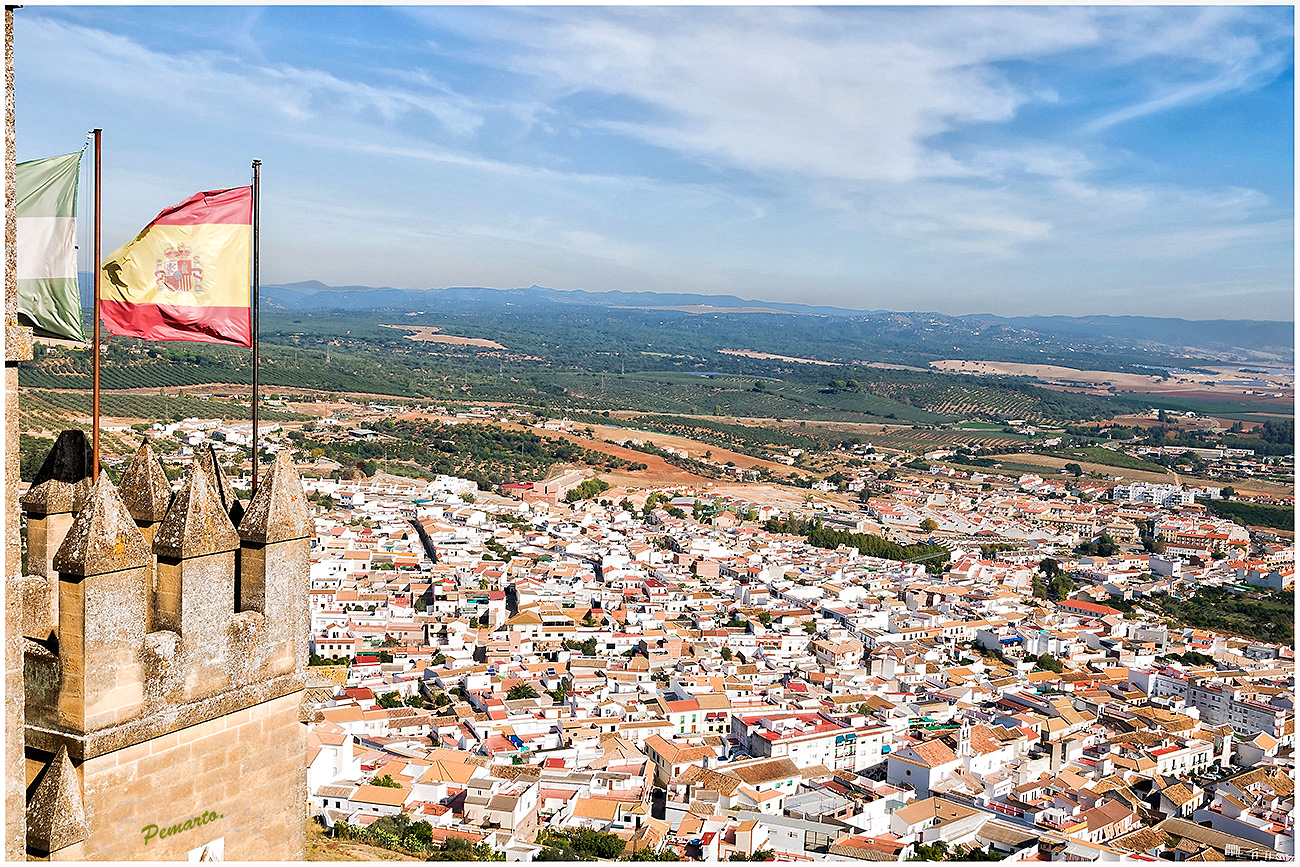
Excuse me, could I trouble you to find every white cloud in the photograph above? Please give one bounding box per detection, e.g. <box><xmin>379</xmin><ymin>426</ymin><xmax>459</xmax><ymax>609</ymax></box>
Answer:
<box><xmin>503</xmin><ymin>7</ymin><xmax>1075</xmax><ymax>184</ymax></box>
<box><xmin>20</xmin><ymin>16</ymin><xmax>484</xmax><ymax>136</ymax></box>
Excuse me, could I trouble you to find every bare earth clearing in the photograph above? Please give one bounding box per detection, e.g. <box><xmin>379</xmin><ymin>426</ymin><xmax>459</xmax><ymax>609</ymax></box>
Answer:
<box><xmin>932</xmin><ymin>359</ymin><xmax>1293</xmax><ymax>402</ymax></box>
<box><xmin>379</xmin><ymin>323</ymin><xmax>506</xmax><ymax>349</ymax></box>
<box><xmin>613</xmin><ymin>305</ymin><xmax>797</xmax><ymax>315</ymax></box>
<box><xmin>718</xmin><ymin>348</ymin><xmax>838</xmax><ymax>366</ymax></box>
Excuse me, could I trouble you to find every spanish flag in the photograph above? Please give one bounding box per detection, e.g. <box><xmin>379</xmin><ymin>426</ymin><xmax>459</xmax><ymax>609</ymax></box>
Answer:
<box><xmin>100</xmin><ymin>186</ymin><xmax>252</xmax><ymax>347</ymax></box>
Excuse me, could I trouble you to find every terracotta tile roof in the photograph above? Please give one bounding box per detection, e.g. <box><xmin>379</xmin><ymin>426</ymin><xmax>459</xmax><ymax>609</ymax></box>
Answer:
<box><xmin>908</xmin><ymin>738</ymin><xmax>960</xmax><ymax>769</ymax></box>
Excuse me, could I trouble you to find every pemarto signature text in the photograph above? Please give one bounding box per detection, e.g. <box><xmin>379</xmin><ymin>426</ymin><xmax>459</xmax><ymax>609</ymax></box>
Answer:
<box><xmin>141</xmin><ymin>810</ymin><xmax>223</xmax><ymax>845</ymax></box>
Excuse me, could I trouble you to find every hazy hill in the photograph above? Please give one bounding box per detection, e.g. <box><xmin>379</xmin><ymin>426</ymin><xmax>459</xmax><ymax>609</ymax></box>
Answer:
<box><xmin>259</xmin><ymin>281</ymin><xmax>1292</xmax><ymax>360</ymax></box>
<box><xmin>74</xmin><ymin>274</ymin><xmax>1291</xmax><ymax>361</ymax></box>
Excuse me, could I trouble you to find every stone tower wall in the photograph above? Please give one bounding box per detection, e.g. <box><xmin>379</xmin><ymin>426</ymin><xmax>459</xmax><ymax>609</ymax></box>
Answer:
<box><xmin>6</xmin><ymin>5</ymin><xmax>31</xmax><ymax>860</ymax></box>
<box><xmin>22</xmin><ymin>442</ymin><xmax>312</xmax><ymax>860</ymax></box>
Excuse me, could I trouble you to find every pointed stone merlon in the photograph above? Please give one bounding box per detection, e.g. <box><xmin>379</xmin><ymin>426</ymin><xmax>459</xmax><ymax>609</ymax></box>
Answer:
<box><xmin>117</xmin><ymin>439</ymin><xmax>172</xmax><ymax>537</ymax></box>
<box><xmin>25</xmin><ymin>745</ymin><xmax>88</xmax><ymax>858</ymax></box>
<box><xmin>194</xmin><ymin>443</ymin><xmax>243</xmax><ymax>525</ymax></box>
<box><xmin>117</xmin><ymin>441</ymin><xmax>173</xmax><ymax>633</ymax></box>
<box><xmin>238</xmin><ymin>452</ymin><xmax>311</xmax><ymax>677</ymax></box>
<box><xmin>151</xmin><ymin>462</ymin><xmax>239</xmax><ymax>702</ymax></box>
<box><xmin>19</xmin><ymin>431</ymin><xmax>93</xmax><ymax>643</ymax></box>
<box><xmin>46</xmin><ymin>474</ymin><xmax>150</xmax><ymax>734</ymax></box>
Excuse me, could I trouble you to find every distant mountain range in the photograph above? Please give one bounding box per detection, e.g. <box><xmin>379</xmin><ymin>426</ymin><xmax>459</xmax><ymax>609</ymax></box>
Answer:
<box><xmin>76</xmin><ymin>275</ymin><xmax>1293</xmax><ymax>359</ymax></box>
<box><xmin>259</xmin><ymin>280</ymin><xmax>868</xmax><ymax>318</ymax></box>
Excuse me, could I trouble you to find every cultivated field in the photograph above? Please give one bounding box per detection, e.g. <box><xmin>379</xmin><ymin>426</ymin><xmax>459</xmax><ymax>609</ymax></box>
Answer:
<box><xmin>985</xmin><ymin>452</ymin><xmax>1180</xmax><ymax>484</ymax></box>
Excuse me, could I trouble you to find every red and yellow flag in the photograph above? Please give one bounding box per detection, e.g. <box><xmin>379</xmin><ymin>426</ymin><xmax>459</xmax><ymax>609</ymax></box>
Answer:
<box><xmin>100</xmin><ymin>186</ymin><xmax>252</xmax><ymax>347</ymax></box>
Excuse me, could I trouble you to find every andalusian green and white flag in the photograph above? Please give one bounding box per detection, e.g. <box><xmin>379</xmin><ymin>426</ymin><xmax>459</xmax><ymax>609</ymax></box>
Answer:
<box><xmin>17</xmin><ymin>151</ymin><xmax>85</xmax><ymax>342</ymax></box>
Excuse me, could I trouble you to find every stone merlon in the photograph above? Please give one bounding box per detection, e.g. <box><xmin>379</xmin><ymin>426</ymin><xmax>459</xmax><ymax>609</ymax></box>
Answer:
<box><xmin>117</xmin><ymin>440</ymin><xmax>172</xmax><ymax>525</ymax></box>
<box><xmin>152</xmin><ymin>464</ymin><xmax>239</xmax><ymax>560</ymax></box>
<box><xmin>50</xmin><ymin>473</ymin><xmax>151</xmax><ymax>577</ymax></box>
<box><xmin>20</xmin><ymin>429</ymin><xmax>93</xmax><ymax>516</ymax></box>
<box><xmin>239</xmin><ymin>452</ymin><xmax>312</xmax><ymax>544</ymax></box>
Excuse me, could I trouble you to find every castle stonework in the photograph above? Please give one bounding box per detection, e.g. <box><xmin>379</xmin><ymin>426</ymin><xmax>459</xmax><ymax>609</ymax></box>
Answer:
<box><xmin>20</xmin><ymin>439</ymin><xmax>312</xmax><ymax>860</ymax></box>
<box><xmin>6</xmin><ymin>6</ymin><xmax>32</xmax><ymax>858</ymax></box>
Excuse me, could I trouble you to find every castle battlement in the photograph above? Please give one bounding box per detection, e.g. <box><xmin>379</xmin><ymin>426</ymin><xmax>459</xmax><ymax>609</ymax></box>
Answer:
<box><xmin>19</xmin><ymin>432</ymin><xmax>311</xmax><ymax>860</ymax></box>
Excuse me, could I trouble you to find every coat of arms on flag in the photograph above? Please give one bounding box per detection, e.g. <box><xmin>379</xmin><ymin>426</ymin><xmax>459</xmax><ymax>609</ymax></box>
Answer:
<box><xmin>156</xmin><ymin>247</ymin><xmax>204</xmax><ymax>294</ymax></box>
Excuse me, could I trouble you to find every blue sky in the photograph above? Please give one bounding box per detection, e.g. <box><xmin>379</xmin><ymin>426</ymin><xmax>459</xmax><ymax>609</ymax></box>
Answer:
<box><xmin>15</xmin><ymin>5</ymin><xmax>1294</xmax><ymax>320</ymax></box>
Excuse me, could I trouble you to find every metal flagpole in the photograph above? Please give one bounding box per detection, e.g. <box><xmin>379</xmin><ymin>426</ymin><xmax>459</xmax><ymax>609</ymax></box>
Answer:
<box><xmin>91</xmin><ymin>128</ymin><xmax>102</xmax><ymax>481</ymax></box>
<box><xmin>251</xmin><ymin>159</ymin><xmax>260</xmax><ymax>494</ymax></box>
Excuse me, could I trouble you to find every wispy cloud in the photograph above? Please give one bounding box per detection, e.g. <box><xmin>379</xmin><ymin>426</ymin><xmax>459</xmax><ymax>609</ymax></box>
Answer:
<box><xmin>17</xmin><ymin>6</ymin><xmax>1291</xmax><ymax>319</ymax></box>
<box><xmin>21</xmin><ymin>17</ymin><xmax>484</xmax><ymax>135</ymax></box>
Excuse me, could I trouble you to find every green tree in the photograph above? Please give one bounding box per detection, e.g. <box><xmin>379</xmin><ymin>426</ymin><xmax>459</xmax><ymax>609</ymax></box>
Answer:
<box><xmin>1034</xmin><ymin>653</ymin><xmax>1065</xmax><ymax>674</ymax></box>
<box><xmin>1050</xmin><ymin>574</ymin><xmax>1076</xmax><ymax>600</ymax></box>
<box><xmin>908</xmin><ymin>841</ymin><xmax>950</xmax><ymax>861</ymax></box>
<box><xmin>376</xmin><ymin>692</ymin><xmax>402</xmax><ymax>709</ymax></box>
<box><xmin>627</xmin><ymin>846</ymin><xmax>680</xmax><ymax>861</ymax></box>
<box><xmin>371</xmin><ymin>774</ymin><xmax>401</xmax><ymax>788</ymax></box>
<box><xmin>720</xmin><ymin>646</ymin><xmax>733</xmax><ymax>661</ymax></box>
<box><xmin>507</xmin><ymin>682</ymin><xmax>539</xmax><ymax>700</ymax></box>
<box><xmin>1064</xmin><ymin>462</ymin><xmax>1084</xmax><ymax>477</ymax></box>
<box><xmin>404</xmin><ymin>820</ymin><xmax>434</xmax><ymax>851</ymax></box>
<box><xmin>919</xmin><ymin>517</ymin><xmax>939</xmax><ymax>533</ymax></box>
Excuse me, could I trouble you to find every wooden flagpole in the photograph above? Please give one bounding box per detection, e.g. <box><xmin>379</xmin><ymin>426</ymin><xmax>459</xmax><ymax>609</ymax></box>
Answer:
<box><xmin>91</xmin><ymin>128</ymin><xmax>101</xmax><ymax>481</ymax></box>
<box><xmin>251</xmin><ymin>159</ymin><xmax>260</xmax><ymax>494</ymax></box>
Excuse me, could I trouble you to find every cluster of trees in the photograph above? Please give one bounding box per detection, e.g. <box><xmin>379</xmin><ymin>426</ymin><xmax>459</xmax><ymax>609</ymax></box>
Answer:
<box><xmin>374</xmin><ymin>691</ymin><xmax>427</xmax><ymax>709</ymax></box>
<box><xmin>624</xmin><ymin>413</ymin><xmax>820</xmax><ymax>454</ymax></box>
<box><xmin>1139</xmin><ymin>587</ymin><xmax>1293</xmax><ymax>645</ymax></box>
<box><xmin>1032</xmin><ymin>653</ymin><xmax>1065</xmax><ymax>674</ymax></box>
<box><xmin>289</xmin><ymin>420</ymin><xmax>646</xmax><ymax>492</ymax></box>
<box><xmin>1075</xmin><ymin>534</ymin><xmax>1119</xmax><ymax>558</ymax></box>
<box><xmin>1165</xmin><ymin>650</ymin><xmax>1216</xmax><ymax>666</ymax></box>
<box><xmin>1032</xmin><ymin>559</ymin><xmax>1076</xmax><ymax>601</ymax></box>
<box><xmin>329</xmin><ymin>815</ymin><xmax>503</xmax><ymax>861</ymax></box>
<box><xmin>535</xmin><ymin>828</ymin><xmax>627</xmax><ymax>861</ymax></box>
<box><xmin>1205</xmin><ymin>499</ymin><xmax>1294</xmax><ymax>532</ymax></box>
<box><xmin>1138</xmin><ymin>419</ymin><xmax>1293</xmax><ymax>458</ymax></box>
<box><xmin>564</xmin><ymin>638</ymin><xmax>600</xmax><ymax>656</ymax></box>
<box><xmin>764</xmin><ymin>516</ymin><xmax>949</xmax><ymax>574</ymax></box>
<box><xmin>564</xmin><ymin>478</ymin><xmax>612</xmax><ymax>503</ymax></box>
<box><xmin>728</xmin><ymin>849</ymin><xmax>775</xmax><ymax>861</ymax></box>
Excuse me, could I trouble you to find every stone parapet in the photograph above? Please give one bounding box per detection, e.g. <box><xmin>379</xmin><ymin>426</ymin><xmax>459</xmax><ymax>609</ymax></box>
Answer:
<box><xmin>22</xmin><ymin>434</ymin><xmax>312</xmax><ymax>731</ymax></box>
<box><xmin>19</xmin><ymin>434</ymin><xmax>311</xmax><ymax>859</ymax></box>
